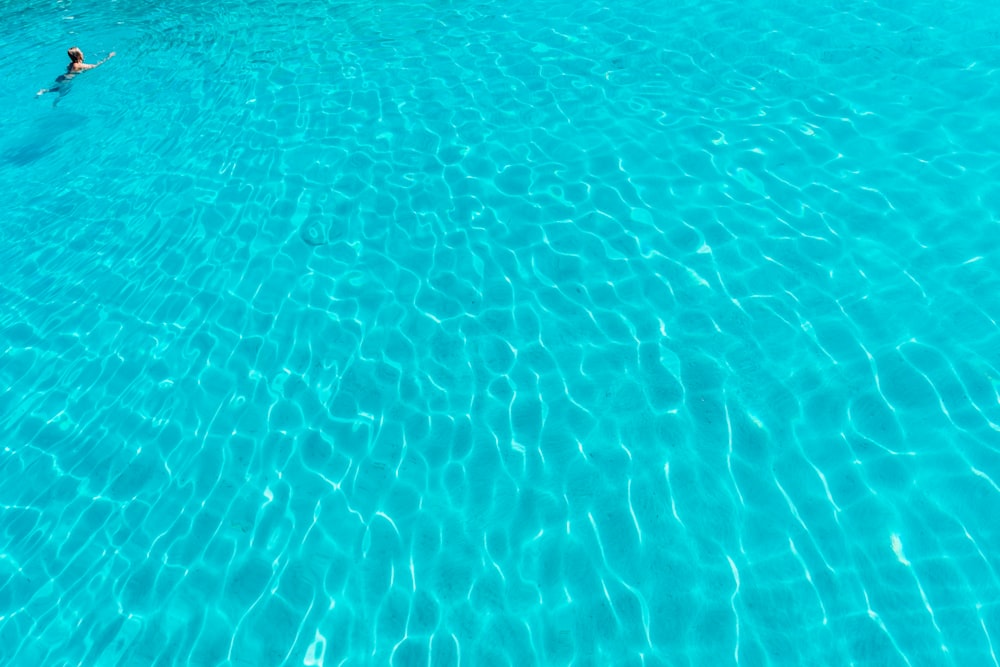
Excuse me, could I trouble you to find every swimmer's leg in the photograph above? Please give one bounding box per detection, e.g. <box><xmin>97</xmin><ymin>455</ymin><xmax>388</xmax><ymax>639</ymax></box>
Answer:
<box><xmin>38</xmin><ymin>75</ymin><xmax>68</xmax><ymax>98</ymax></box>
<box><xmin>37</xmin><ymin>83</ymin><xmax>62</xmax><ymax>97</ymax></box>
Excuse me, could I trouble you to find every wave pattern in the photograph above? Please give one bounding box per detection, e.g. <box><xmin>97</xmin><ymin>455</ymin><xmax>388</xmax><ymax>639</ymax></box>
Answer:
<box><xmin>1</xmin><ymin>0</ymin><xmax>1000</xmax><ymax>664</ymax></box>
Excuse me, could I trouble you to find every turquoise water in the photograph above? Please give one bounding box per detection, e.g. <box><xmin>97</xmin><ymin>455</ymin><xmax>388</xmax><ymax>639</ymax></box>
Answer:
<box><xmin>2</xmin><ymin>0</ymin><xmax>1000</xmax><ymax>663</ymax></box>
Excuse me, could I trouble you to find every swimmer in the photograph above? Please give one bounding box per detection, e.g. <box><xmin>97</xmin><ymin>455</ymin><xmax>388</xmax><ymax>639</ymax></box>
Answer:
<box><xmin>37</xmin><ymin>47</ymin><xmax>115</xmax><ymax>102</ymax></box>
<box><xmin>65</xmin><ymin>46</ymin><xmax>115</xmax><ymax>73</ymax></box>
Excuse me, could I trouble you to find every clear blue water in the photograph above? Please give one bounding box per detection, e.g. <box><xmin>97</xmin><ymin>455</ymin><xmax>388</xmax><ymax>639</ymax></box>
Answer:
<box><xmin>2</xmin><ymin>0</ymin><xmax>1000</xmax><ymax>664</ymax></box>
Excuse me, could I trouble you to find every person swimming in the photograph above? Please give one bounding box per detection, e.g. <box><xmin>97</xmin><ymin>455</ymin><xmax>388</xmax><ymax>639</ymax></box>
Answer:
<box><xmin>36</xmin><ymin>46</ymin><xmax>115</xmax><ymax>103</ymax></box>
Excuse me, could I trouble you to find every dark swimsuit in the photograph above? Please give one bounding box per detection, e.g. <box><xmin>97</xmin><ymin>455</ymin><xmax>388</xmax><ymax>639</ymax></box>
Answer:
<box><xmin>48</xmin><ymin>68</ymin><xmax>78</xmax><ymax>93</ymax></box>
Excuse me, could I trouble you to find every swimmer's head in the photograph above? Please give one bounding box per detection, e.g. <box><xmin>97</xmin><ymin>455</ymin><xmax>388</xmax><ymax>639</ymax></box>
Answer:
<box><xmin>68</xmin><ymin>47</ymin><xmax>84</xmax><ymax>63</ymax></box>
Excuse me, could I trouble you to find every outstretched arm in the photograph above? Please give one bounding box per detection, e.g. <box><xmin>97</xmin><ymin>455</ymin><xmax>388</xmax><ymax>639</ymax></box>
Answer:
<box><xmin>81</xmin><ymin>52</ymin><xmax>116</xmax><ymax>70</ymax></box>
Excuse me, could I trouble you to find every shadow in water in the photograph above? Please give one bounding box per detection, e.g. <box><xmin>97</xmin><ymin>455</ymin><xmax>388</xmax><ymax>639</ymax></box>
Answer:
<box><xmin>2</xmin><ymin>111</ymin><xmax>86</xmax><ymax>167</ymax></box>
